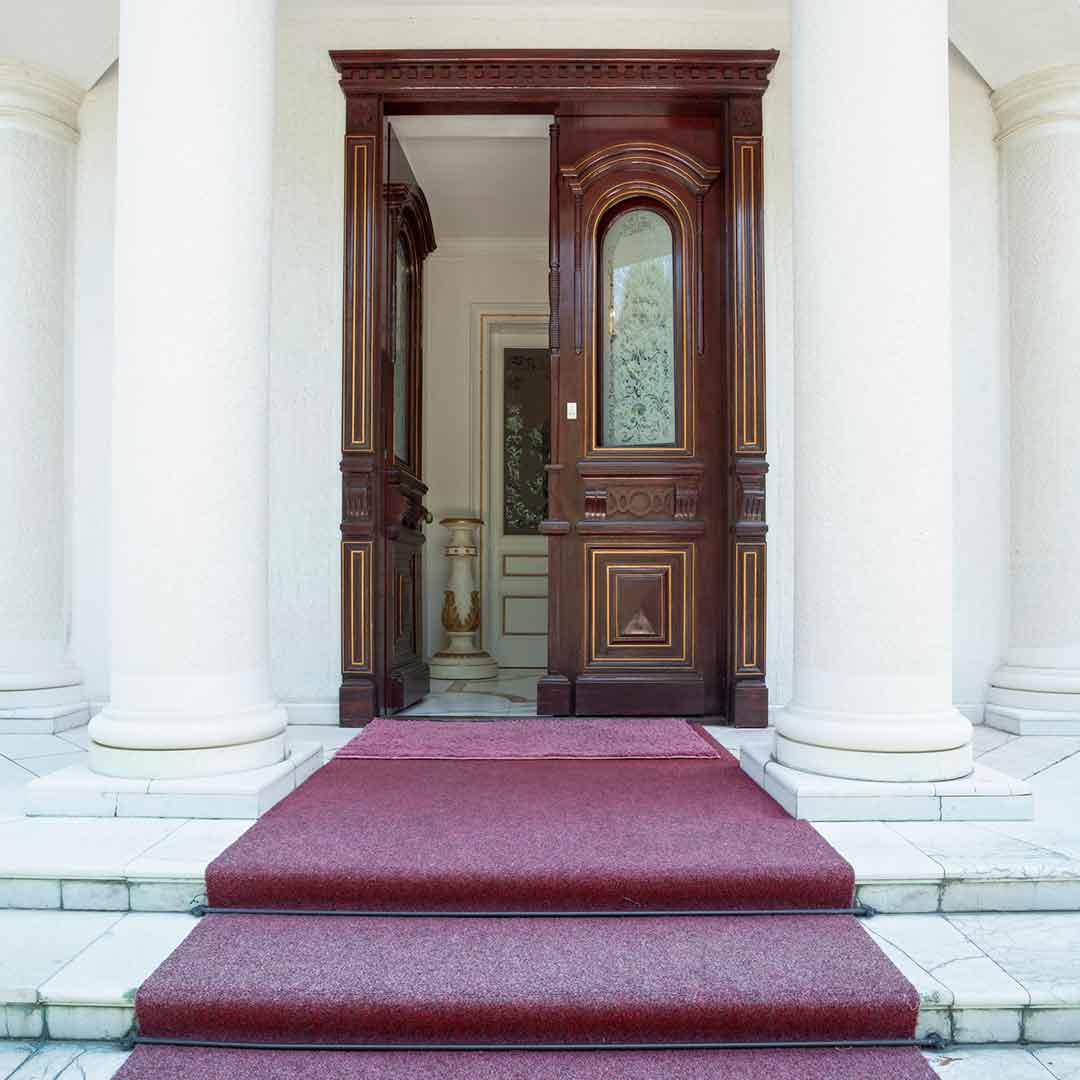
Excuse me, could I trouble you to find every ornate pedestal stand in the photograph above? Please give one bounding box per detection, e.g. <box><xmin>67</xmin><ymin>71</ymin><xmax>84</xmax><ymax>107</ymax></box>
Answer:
<box><xmin>429</xmin><ymin>517</ymin><xmax>498</xmax><ymax>680</ymax></box>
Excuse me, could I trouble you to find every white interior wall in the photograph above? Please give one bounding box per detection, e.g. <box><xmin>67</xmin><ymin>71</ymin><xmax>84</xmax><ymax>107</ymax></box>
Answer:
<box><xmin>420</xmin><ymin>243</ymin><xmax>549</xmax><ymax>655</ymax></box>
<box><xmin>64</xmin><ymin>10</ymin><xmax>1008</xmax><ymax>722</ymax></box>
<box><xmin>949</xmin><ymin>45</ymin><xmax>1009</xmax><ymax>720</ymax></box>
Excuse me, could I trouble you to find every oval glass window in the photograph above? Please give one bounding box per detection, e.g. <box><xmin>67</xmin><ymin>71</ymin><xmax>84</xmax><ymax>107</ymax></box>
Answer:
<box><xmin>393</xmin><ymin>235</ymin><xmax>411</xmax><ymax>463</ymax></box>
<box><xmin>599</xmin><ymin>208</ymin><xmax>676</xmax><ymax>448</ymax></box>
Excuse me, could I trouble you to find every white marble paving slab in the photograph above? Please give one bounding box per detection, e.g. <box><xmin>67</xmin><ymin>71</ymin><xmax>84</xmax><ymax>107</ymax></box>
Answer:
<box><xmin>0</xmin><ymin>1042</ymin><xmax>35</xmax><ymax>1076</ymax></box>
<box><xmin>20</xmin><ymin>754</ymin><xmax>89</xmax><ymax>779</ymax></box>
<box><xmin>0</xmin><ymin>912</ymin><xmax>122</xmax><ymax>1004</ymax></box>
<box><xmin>977</xmin><ymin>738</ymin><xmax>1080</xmax><ymax>781</ymax></box>
<box><xmin>0</xmin><ymin>735</ymin><xmax>82</xmax><ymax>761</ymax></box>
<box><xmin>864</xmin><ymin>914</ymin><xmax>1029</xmax><ymax>1010</ymax></box>
<box><xmin>972</xmin><ymin>726</ymin><xmax>1017</xmax><ymax>757</ymax></box>
<box><xmin>927</xmin><ymin>1046</ymin><xmax>1056</xmax><ymax>1078</ymax></box>
<box><xmin>56</xmin><ymin>1047</ymin><xmax>132</xmax><ymax>1079</ymax></box>
<box><xmin>0</xmin><ymin>818</ymin><xmax>184</xmax><ymax>880</ymax></box>
<box><xmin>56</xmin><ymin>728</ymin><xmax>91</xmax><ymax>750</ymax></box>
<box><xmin>41</xmin><ymin>912</ymin><xmax>196</xmax><ymax>1007</ymax></box>
<box><xmin>813</xmin><ymin>821</ymin><xmax>944</xmax><ymax>883</ymax></box>
<box><xmin>1034</xmin><ymin>1046</ymin><xmax>1080</xmax><ymax>1079</ymax></box>
<box><xmin>6</xmin><ymin>1045</ymin><xmax>87</xmax><ymax>1079</ymax></box>
<box><xmin>890</xmin><ymin>822</ymin><xmax>1080</xmax><ymax>880</ymax></box>
<box><xmin>124</xmin><ymin>818</ymin><xmax>251</xmax><ymax>881</ymax></box>
<box><xmin>947</xmin><ymin>913</ymin><xmax>1080</xmax><ymax>1008</ymax></box>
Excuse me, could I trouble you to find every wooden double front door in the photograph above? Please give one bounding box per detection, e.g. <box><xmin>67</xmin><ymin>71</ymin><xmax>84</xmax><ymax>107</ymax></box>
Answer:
<box><xmin>334</xmin><ymin>50</ymin><xmax>775</xmax><ymax>727</ymax></box>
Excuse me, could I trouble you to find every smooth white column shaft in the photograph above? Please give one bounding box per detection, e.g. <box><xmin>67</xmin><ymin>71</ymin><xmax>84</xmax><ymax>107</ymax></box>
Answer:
<box><xmin>89</xmin><ymin>0</ymin><xmax>285</xmax><ymax>777</ymax></box>
<box><xmin>0</xmin><ymin>63</ymin><xmax>85</xmax><ymax>709</ymax></box>
<box><xmin>988</xmin><ymin>67</ymin><xmax>1080</xmax><ymax>726</ymax></box>
<box><xmin>780</xmin><ymin>0</ymin><xmax>971</xmax><ymax>781</ymax></box>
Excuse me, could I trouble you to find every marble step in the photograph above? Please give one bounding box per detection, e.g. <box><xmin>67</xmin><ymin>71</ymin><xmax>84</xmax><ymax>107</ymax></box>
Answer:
<box><xmin>2</xmin><ymin>909</ymin><xmax>1080</xmax><ymax>1046</ymax></box>
<box><xmin>3</xmin><ymin>815</ymin><xmax>1080</xmax><ymax>915</ymax></box>
<box><xmin>0</xmin><ymin>1042</ymin><xmax>1079</xmax><ymax>1080</ymax></box>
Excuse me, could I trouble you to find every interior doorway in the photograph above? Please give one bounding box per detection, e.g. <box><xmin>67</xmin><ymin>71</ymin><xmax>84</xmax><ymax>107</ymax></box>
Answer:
<box><xmin>333</xmin><ymin>50</ymin><xmax>776</xmax><ymax>728</ymax></box>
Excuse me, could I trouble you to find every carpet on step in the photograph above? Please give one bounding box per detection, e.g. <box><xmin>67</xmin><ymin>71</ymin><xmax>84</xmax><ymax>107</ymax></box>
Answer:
<box><xmin>116</xmin><ymin>1045</ymin><xmax>937</xmax><ymax>1079</ymax></box>
<box><xmin>134</xmin><ymin>912</ymin><xmax>918</xmax><ymax>1045</ymax></box>
<box><xmin>335</xmin><ymin>716</ymin><xmax>724</xmax><ymax>759</ymax></box>
<box><xmin>207</xmin><ymin>754</ymin><xmax>854</xmax><ymax>911</ymax></box>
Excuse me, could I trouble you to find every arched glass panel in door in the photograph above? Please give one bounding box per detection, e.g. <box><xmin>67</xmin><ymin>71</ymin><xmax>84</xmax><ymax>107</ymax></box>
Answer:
<box><xmin>599</xmin><ymin>207</ymin><xmax>676</xmax><ymax>448</ymax></box>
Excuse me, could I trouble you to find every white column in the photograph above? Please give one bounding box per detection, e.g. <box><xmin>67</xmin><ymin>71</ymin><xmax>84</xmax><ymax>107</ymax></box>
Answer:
<box><xmin>0</xmin><ymin>63</ymin><xmax>88</xmax><ymax>730</ymax></box>
<box><xmin>88</xmin><ymin>0</ymin><xmax>286</xmax><ymax>778</ymax></box>
<box><xmin>987</xmin><ymin>68</ymin><xmax>1080</xmax><ymax>734</ymax></box>
<box><xmin>779</xmin><ymin>0</ymin><xmax>972</xmax><ymax>781</ymax></box>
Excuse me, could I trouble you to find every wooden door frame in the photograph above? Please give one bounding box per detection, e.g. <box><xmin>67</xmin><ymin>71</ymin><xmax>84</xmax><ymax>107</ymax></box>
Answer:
<box><xmin>332</xmin><ymin>49</ymin><xmax>777</xmax><ymax>727</ymax></box>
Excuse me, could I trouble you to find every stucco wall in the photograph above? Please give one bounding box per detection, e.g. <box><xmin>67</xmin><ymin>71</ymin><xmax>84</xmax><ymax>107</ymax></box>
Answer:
<box><xmin>949</xmin><ymin>46</ymin><xmax>1009</xmax><ymax>720</ymax></box>
<box><xmin>65</xmin><ymin>13</ymin><xmax>1007</xmax><ymax>722</ymax></box>
<box><xmin>70</xmin><ymin>62</ymin><xmax>117</xmax><ymax>705</ymax></box>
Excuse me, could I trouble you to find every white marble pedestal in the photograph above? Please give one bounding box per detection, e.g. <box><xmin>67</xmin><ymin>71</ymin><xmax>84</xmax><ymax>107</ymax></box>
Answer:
<box><xmin>429</xmin><ymin>518</ymin><xmax>497</xmax><ymax>680</ymax></box>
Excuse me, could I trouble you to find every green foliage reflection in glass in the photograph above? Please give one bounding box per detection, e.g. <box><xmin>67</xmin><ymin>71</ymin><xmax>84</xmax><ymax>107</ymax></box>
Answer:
<box><xmin>503</xmin><ymin>349</ymin><xmax>550</xmax><ymax>535</ymax></box>
<box><xmin>600</xmin><ymin>208</ymin><xmax>676</xmax><ymax>447</ymax></box>
<box><xmin>393</xmin><ymin>236</ymin><xmax>411</xmax><ymax>463</ymax></box>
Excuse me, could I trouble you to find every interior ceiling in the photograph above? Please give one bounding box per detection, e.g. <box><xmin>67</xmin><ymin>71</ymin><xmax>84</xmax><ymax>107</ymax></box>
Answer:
<box><xmin>395</xmin><ymin>117</ymin><xmax>551</xmax><ymax>243</ymax></box>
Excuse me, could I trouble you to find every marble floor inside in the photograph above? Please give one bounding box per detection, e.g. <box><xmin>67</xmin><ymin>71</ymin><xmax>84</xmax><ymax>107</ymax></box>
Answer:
<box><xmin>398</xmin><ymin>667</ymin><xmax>543</xmax><ymax>717</ymax></box>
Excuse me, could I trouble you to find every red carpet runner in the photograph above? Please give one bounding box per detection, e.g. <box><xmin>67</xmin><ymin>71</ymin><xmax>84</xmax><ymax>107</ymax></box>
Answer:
<box><xmin>117</xmin><ymin>719</ymin><xmax>936</xmax><ymax>1078</ymax></box>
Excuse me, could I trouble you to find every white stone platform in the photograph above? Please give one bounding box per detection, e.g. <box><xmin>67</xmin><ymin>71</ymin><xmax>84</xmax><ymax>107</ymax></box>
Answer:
<box><xmin>24</xmin><ymin>742</ymin><xmax>322</xmax><ymax>818</ymax></box>
<box><xmin>0</xmin><ymin>703</ymin><xmax>90</xmax><ymax>737</ymax></box>
<box><xmin>740</xmin><ymin>737</ymin><xmax>1033</xmax><ymax>821</ymax></box>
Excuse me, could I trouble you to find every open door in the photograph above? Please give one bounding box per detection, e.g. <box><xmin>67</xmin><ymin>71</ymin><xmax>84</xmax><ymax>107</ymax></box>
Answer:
<box><xmin>341</xmin><ymin>119</ymin><xmax>436</xmax><ymax>723</ymax></box>
<box><xmin>538</xmin><ymin>107</ymin><xmax>766</xmax><ymax>724</ymax></box>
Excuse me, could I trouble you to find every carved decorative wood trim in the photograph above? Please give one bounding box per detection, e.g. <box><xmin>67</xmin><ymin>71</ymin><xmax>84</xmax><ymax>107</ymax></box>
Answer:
<box><xmin>722</xmin><ymin>88</ymin><xmax>770</xmax><ymax>726</ymax></box>
<box><xmin>331</xmin><ymin>50</ymin><xmax>779</xmax><ymax>101</ymax></box>
<box><xmin>561</xmin><ymin>142</ymin><xmax>721</xmax><ymax>196</ymax></box>
<box><xmin>731</xmin><ymin>136</ymin><xmax>765</xmax><ymax>455</ymax></box>
<box><xmin>341</xmin><ymin>541</ymin><xmax>373</xmax><ymax>673</ymax></box>
<box><xmin>330</xmin><ymin>51</ymin><xmax>778</xmax><ymax>727</ymax></box>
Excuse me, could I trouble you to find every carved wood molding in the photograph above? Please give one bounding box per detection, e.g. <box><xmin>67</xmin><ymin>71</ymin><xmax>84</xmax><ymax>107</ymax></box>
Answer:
<box><xmin>561</xmin><ymin>142</ymin><xmax>721</xmax><ymax>196</ymax></box>
<box><xmin>385</xmin><ymin>183</ymin><xmax>437</xmax><ymax>261</ymax></box>
<box><xmin>331</xmin><ymin>50</ymin><xmax>779</xmax><ymax>100</ymax></box>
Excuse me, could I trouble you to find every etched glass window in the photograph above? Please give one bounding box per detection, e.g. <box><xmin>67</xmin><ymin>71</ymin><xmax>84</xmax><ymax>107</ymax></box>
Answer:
<box><xmin>600</xmin><ymin>208</ymin><xmax>676</xmax><ymax>447</ymax></box>
<box><xmin>393</xmin><ymin>236</ymin><xmax>411</xmax><ymax>463</ymax></box>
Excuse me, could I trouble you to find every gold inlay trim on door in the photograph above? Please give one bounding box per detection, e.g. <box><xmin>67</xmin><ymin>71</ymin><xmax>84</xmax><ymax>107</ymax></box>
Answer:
<box><xmin>344</xmin><ymin>137</ymin><xmax>375</xmax><ymax>452</ymax></box>
<box><xmin>585</xmin><ymin>545</ymin><xmax>695</xmax><ymax>666</ymax></box>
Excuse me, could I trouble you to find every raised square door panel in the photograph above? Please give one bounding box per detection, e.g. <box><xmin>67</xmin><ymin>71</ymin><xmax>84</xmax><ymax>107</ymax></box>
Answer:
<box><xmin>585</xmin><ymin>543</ymin><xmax>694</xmax><ymax>669</ymax></box>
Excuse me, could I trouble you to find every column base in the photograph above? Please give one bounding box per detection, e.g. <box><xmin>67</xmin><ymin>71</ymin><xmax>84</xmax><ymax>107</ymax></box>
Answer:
<box><xmin>25</xmin><ymin>741</ymin><xmax>322</xmax><ymax>819</ymax></box>
<box><xmin>88</xmin><ymin>704</ymin><xmax>288</xmax><ymax>780</ymax></box>
<box><xmin>0</xmin><ymin>684</ymin><xmax>89</xmax><ymax>734</ymax></box>
<box><xmin>986</xmin><ymin>667</ymin><xmax>1080</xmax><ymax>733</ymax></box>
<box><xmin>741</xmin><ymin>737</ymin><xmax>1032</xmax><ymax>822</ymax></box>
<box><xmin>429</xmin><ymin>651</ymin><xmax>498</xmax><ymax>680</ymax></box>
<box><xmin>775</xmin><ymin>704</ymin><xmax>973</xmax><ymax>782</ymax></box>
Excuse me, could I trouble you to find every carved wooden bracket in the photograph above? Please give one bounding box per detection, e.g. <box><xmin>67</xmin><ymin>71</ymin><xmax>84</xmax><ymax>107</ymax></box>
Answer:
<box><xmin>733</xmin><ymin>459</ymin><xmax>768</xmax><ymax>532</ymax></box>
<box><xmin>584</xmin><ymin>488</ymin><xmax>609</xmax><ymax>520</ymax></box>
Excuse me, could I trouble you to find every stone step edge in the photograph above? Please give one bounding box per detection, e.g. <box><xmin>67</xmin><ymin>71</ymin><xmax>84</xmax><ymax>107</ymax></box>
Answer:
<box><xmin>4</xmin><ymin>872</ymin><xmax>1079</xmax><ymax>914</ymax></box>
<box><xmin>2</xmin><ymin>911</ymin><xmax>1078</xmax><ymax>1047</ymax></box>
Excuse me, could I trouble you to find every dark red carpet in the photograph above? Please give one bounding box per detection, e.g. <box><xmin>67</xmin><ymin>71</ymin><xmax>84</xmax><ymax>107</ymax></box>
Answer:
<box><xmin>337</xmin><ymin>716</ymin><xmax>724</xmax><ymax>758</ymax></box>
<box><xmin>135</xmin><ymin>912</ymin><xmax>917</xmax><ymax>1044</ymax></box>
<box><xmin>115</xmin><ymin>720</ymin><xmax>936</xmax><ymax>1079</ymax></box>
<box><xmin>207</xmin><ymin>754</ymin><xmax>854</xmax><ymax>910</ymax></box>
<box><xmin>119</xmin><ymin>1045</ymin><xmax>936</xmax><ymax>1078</ymax></box>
